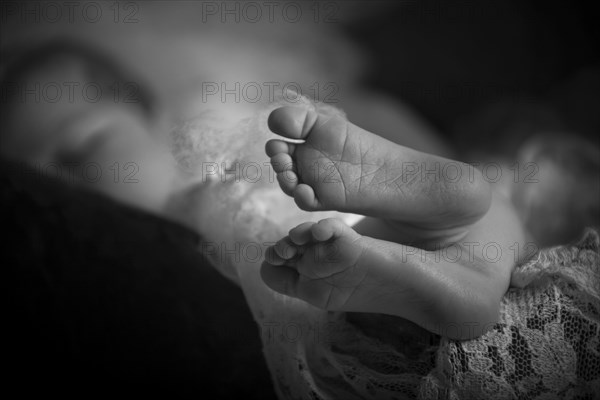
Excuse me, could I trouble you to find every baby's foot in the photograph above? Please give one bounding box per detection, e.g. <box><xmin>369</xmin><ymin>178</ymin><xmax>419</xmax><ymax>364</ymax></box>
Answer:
<box><xmin>261</xmin><ymin>217</ymin><xmax>444</xmax><ymax>321</ymax></box>
<box><xmin>266</xmin><ymin>107</ymin><xmax>491</xmax><ymax>228</ymax></box>
<box><xmin>261</xmin><ymin>218</ymin><xmax>372</xmax><ymax>311</ymax></box>
<box><xmin>261</xmin><ymin>217</ymin><xmax>506</xmax><ymax>339</ymax></box>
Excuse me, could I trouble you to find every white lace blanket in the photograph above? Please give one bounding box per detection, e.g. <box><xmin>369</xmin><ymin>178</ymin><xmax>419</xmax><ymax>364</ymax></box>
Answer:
<box><xmin>282</xmin><ymin>229</ymin><xmax>600</xmax><ymax>400</ymax></box>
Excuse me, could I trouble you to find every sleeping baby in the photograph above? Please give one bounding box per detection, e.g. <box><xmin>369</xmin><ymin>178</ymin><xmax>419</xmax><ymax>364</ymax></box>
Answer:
<box><xmin>0</xmin><ymin>38</ymin><xmax>526</xmax><ymax>343</ymax></box>
<box><xmin>3</xmin><ymin>35</ymin><xmax>596</xmax><ymax>400</ymax></box>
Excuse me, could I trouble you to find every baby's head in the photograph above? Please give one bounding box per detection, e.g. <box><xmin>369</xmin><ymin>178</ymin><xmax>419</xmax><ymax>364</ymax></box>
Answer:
<box><xmin>0</xmin><ymin>39</ymin><xmax>346</xmax><ymax>245</ymax></box>
<box><xmin>0</xmin><ymin>40</ymin><xmax>179</xmax><ymax>213</ymax></box>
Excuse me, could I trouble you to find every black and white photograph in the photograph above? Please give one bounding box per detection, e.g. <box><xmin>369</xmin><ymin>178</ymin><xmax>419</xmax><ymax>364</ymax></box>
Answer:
<box><xmin>2</xmin><ymin>1</ymin><xmax>599</xmax><ymax>398</ymax></box>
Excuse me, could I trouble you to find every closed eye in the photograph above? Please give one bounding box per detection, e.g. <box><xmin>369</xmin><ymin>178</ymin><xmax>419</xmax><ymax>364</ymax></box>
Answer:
<box><xmin>55</xmin><ymin>128</ymin><xmax>113</xmax><ymax>166</ymax></box>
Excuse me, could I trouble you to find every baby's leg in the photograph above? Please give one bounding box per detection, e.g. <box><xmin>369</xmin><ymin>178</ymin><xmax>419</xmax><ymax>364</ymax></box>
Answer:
<box><xmin>266</xmin><ymin>107</ymin><xmax>491</xmax><ymax>231</ymax></box>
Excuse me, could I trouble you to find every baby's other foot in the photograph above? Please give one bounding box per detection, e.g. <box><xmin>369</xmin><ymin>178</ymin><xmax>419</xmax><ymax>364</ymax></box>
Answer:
<box><xmin>266</xmin><ymin>107</ymin><xmax>491</xmax><ymax>228</ymax></box>
<box><xmin>262</xmin><ymin>217</ymin><xmax>506</xmax><ymax>339</ymax></box>
<box><xmin>261</xmin><ymin>218</ymin><xmax>371</xmax><ymax>311</ymax></box>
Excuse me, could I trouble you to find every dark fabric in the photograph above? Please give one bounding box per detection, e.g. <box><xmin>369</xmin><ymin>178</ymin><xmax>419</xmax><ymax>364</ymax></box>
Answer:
<box><xmin>2</xmin><ymin>159</ymin><xmax>276</xmax><ymax>399</ymax></box>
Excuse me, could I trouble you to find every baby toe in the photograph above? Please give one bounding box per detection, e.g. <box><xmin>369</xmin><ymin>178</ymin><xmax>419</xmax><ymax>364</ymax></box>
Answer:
<box><xmin>277</xmin><ymin>171</ymin><xmax>299</xmax><ymax>196</ymax></box>
<box><xmin>264</xmin><ymin>245</ymin><xmax>288</xmax><ymax>266</ymax></box>
<box><xmin>265</xmin><ymin>139</ymin><xmax>295</xmax><ymax>157</ymax></box>
<box><xmin>261</xmin><ymin>261</ymin><xmax>299</xmax><ymax>298</ymax></box>
<box><xmin>270</xmin><ymin>153</ymin><xmax>295</xmax><ymax>173</ymax></box>
<box><xmin>312</xmin><ymin>218</ymin><xmax>347</xmax><ymax>241</ymax></box>
<box><xmin>274</xmin><ymin>237</ymin><xmax>298</xmax><ymax>260</ymax></box>
<box><xmin>293</xmin><ymin>184</ymin><xmax>320</xmax><ymax>210</ymax></box>
<box><xmin>289</xmin><ymin>222</ymin><xmax>316</xmax><ymax>245</ymax></box>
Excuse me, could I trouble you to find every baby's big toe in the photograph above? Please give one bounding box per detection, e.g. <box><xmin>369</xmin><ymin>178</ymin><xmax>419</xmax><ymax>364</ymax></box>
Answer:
<box><xmin>270</xmin><ymin>152</ymin><xmax>294</xmax><ymax>173</ymax></box>
<box><xmin>260</xmin><ymin>261</ymin><xmax>337</xmax><ymax>311</ymax></box>
<box><xmin>268</xmin><ymin>107</ymin><xmax>318</xmax><ymax>140</ymax></box>
<box><xmin>289</xmin><ymin>222</ymin><xmax>317</xmax><ymax>245</ymax></box>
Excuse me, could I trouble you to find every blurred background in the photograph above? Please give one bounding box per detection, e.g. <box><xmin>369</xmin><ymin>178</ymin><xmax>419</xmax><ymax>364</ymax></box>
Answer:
<box><xmin>2</xmin><ymin>0</ymin><xmax>598</xmax><ymax>244</ymax></box>
<box><xmin>2</xmin><ymin>0</ymin><xmax>599</xmax><ymax>149</ymax></box>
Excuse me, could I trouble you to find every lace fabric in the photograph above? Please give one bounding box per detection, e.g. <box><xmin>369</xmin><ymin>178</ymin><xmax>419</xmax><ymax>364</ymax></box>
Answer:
<box><xmin>171</xmin><ymin>101</ymin><xmax>599</xmax><ymax>399</ymax></box>
<box><xmin>291</xmin><ymin>229</ymin><xmax>600</xmax><ymax>400</ymax></box>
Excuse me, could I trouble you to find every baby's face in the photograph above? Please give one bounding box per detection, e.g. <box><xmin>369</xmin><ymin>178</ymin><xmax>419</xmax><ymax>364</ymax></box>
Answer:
<box><xmin>2</xmin><ymin>54</ymin><xmax>180</xmax><ymax>214</ymax></box>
